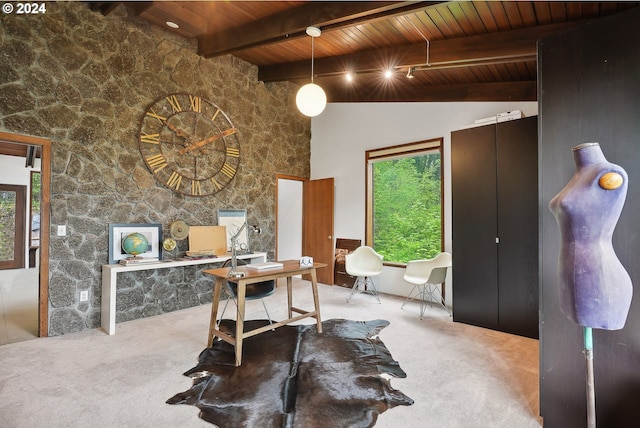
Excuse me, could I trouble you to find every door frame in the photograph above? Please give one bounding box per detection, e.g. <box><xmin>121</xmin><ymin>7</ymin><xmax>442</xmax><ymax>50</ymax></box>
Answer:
<box><xmin>0</xmin><ymin>131</ymin><xmax>51</xmax><ymax>337</ymax></box>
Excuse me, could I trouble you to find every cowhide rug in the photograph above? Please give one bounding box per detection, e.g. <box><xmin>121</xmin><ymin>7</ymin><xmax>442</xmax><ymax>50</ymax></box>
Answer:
<box><xmin>167</xmin><ymin>318</ymin><xmax>413</xmax><ymax>428</ymax></box>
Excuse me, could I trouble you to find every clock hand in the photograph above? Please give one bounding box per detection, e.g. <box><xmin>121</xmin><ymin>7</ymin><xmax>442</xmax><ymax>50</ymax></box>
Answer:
<box><xmin>178</xmin><ymin>128</ymin><xmax>237</xmax><ymax>155</ymax></box>
<box><xmin>163</xmin><ymin>119</ymin><xmax>194</xmax><ymax>142</ymax></box>
<box><xmin>162</xmin><ymin>117</ymin><xmax>210</xmax><ymax>155</ymax></box>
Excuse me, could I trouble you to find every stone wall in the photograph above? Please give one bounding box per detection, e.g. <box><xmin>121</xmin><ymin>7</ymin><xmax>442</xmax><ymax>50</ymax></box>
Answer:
<box><xmin>0</xmin><ymin>3</ymin><xmax>310</xmax><ymax>335</ymax></box>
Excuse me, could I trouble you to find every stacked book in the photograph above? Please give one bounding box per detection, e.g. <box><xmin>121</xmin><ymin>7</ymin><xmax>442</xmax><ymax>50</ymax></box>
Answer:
<box><xmin>246</xmin><ymin>262</ymin><xmax>284</xmax><ymax>271</ymax></box>
<box><xmin>119</xmin><ymin>257</ymin><xmax>160</xmax><ymax>265</ymax></box>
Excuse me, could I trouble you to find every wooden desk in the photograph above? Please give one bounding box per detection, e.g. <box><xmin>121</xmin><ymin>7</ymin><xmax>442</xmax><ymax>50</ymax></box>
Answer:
<box><xmin>204</xmin><ymin>260</ymin><xmax>325</xmax><ymax>366</ymax></box>
<box><xmin>101</xmin><ymin>252</ymin><xmax>266</xmax><ymax>335</ymax></box>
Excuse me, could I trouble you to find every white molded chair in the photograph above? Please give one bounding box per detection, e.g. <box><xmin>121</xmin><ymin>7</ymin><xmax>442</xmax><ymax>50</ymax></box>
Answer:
<box><xmin>345</xmin><ymin>246</ymin><xmax>383</xmax><ymax>303</ymax></box>
<box><xmin>401</xmin><ymin>252</ymin><xmax>452</xmax><ymax>318</ymax></box>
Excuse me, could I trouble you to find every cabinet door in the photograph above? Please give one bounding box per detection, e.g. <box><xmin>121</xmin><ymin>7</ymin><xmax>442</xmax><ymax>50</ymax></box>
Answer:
<box><xmin>451</xmin><ymin>125</ymin><xmax>499</xmax><ymax>329</ymax></box>
<box><xmin>496</xmin><ymin>116</ymin><xmax>539</xmax><ymax>339</ymax></box>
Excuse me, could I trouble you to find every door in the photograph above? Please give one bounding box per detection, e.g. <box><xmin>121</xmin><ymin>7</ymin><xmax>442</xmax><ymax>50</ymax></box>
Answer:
<box><xmin>451</xmin><ymin>124</ymin><xmax>499</xmax><ymax>329</ymax></box>
<box><xmin>302</xmin><ymin>178</ymin><xmax>334</xmax><ymax>285</ymax></box>
<box><xmin>496</xmin><ymin>116</ymin><xmax>539</xmax><ymax>339</ymax></box>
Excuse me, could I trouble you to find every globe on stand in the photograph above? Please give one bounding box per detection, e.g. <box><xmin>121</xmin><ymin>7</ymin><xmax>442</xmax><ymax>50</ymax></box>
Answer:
<box><xmin>122</xmin><ymin>232</ymin><xmax>149</xmax><ymax>260</ymax></box>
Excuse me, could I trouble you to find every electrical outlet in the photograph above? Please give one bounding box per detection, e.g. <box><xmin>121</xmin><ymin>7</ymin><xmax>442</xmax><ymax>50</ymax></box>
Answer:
<box><xmin>80</xmin><ymin>290</ymin><xmax>89</xmax><ymax>302</ymax></box>
<box><xmin>57</xmin><ymin>225</ymin><xmax>67</xmax><ymax>236</ymax></box>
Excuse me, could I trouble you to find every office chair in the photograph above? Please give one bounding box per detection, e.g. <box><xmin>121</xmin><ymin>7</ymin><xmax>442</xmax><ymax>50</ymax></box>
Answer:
<box><xmin>218</xmin><ymin>258</ymin><xmax>276</xmax><ymax>325</ymax></box>
<box><xmin>401</xmin><ymin>252</ymin><xmax>452</xmax><ymax>318</ymax></box>
<box><xmin>345</xmin><ymin>246</ymin><xmax>383</xmax><ymax>303</ymax></box>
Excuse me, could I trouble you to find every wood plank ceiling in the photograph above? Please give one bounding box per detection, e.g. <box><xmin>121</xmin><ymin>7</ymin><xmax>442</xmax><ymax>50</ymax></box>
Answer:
<box><xmin>94</xmin><ymin>1</ymin><xmax>638</xmax><ymax>102</ymax></box>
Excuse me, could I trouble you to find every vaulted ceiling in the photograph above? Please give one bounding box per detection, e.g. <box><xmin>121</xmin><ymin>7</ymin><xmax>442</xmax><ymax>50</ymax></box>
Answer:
<box><xmin>93</xmin><ymin>1</ymin><xmax>638</xmax><ymax>103</ymax></box>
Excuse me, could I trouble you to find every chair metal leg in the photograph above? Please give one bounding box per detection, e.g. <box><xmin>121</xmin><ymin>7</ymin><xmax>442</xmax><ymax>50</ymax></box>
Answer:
<box><xmin>403</xmin><ymin>282</ymin><xmax>450</xmax><ymax>318</ymax></box>
<box><xmin>346</xmin><ymin>277</ymin><xmax>363</xmax><ymax>303</ymax></box>
<box><xmin>218</xmin><ymin>295</ymin><xmax>273</xmax><ymax>327</ymax></box>
<box><xmin>217</xmin><ymin>296</ymin><xmax>232</xmax><ymax>327</ymax></box>
<box><xmin>260</xmin><ymin>299</ymin><xmax>273</xmax><ymax>325</ymax></box>
<box><xmin>346</xmin><ymin>276</ymin><xmax>381</xmax><ymax>303</ymax></box>
<box><xmin>401</xmin><ymin>284</ymin><xmax>419</xmax><ymax>309</ymax></box>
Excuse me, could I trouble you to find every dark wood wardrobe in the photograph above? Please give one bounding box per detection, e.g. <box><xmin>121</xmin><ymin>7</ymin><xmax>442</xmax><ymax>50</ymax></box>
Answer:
<box><xmin>451</xmin><ymin>116</ymin><xmax>539</xmax><ymax>339</ymax></box>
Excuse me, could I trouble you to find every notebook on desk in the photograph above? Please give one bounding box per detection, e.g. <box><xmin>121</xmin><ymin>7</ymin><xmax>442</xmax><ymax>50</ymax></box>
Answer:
<box><xmin>246</xmin><ymin>262</ymin><xmax>284</xmax><ymax>271</ymax></box>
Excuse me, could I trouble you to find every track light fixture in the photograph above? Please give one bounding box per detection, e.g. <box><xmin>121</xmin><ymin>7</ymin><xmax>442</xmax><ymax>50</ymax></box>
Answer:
<box><xmin>406</xmin><ymin>67</ymin><xmax>415</xmax><ymax>79</ymax></box>
<box><xmin>296</xmin><ymin>26</ymin><xmax>327</xmax><ymax>117</ymax></box>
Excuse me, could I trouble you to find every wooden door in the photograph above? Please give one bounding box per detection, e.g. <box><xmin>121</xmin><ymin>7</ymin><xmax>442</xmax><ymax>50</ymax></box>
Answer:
<box><xmin>451</xmin><ymin>124</ymin><xmax>499</xmax><ymax>330</ymax></box>
<box><xmin>302</xmin><ymin>178</ymin><xmax>334</xmax><ymax>284</ymax></box>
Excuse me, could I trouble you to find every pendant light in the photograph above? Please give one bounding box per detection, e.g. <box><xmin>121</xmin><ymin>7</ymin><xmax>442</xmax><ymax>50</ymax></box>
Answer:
<box><xmin>296</xmin><ymin>26</ymin><xmax>327</xmax><ymax>117</ymax></box>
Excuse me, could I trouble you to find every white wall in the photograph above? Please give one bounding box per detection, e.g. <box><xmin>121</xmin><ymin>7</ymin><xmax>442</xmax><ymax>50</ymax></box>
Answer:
<box><xmin>310</xmin><ymin>102</ymin><xmax>538</xmax><ymax>306</ymax></box>
<box><xmin>0</xmin><ymin>154</ymin><xmax>41</xmax><ymax>267</ymax></box>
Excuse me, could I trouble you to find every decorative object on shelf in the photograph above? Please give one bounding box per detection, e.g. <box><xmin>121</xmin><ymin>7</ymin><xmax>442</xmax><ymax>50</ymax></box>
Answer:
<box><xmin>169</xmin><ymin>220</ymin><xmax>190</xmax><ymax>241</ymax></box>
<box><xmin>299</xmin><ymin>256</ymin><xmax>313</xmax><ymax>267</ymax></box>
<box><xmin>296</xmin><ymin>26</ymin><xmax>326</xmax><ymax>117</ymax></box>
<box><xmin>187</xmin><ymin>226</ymin><xmax>227</xmax><ymax>257</ymax></box>
<box><xmin>218</xmin><ymin>209</ymin><xmax>248</xmax><ymax>252</ymax></box>
<box><xmin>108</xmin><ymin>223</ymin><xmax>162</xmax><ymax>264</ymax></box>
<box><xmin>162</xmin><ymin>237</ymin><xmax>177</xmax><ymax>259</ymax></box>
<box><xmin>122</xmin><ymin>232</ymin><xmax>149</xmax><ymax>257</ymax></box>
<box><xmin>549</xmin><ymin>142</ymin><xmax>631</xmax><ymax>428</ymax></box>
<box><xmin>163</xmin><ymin>220</ymin><xmax>189</xmax><ymax>260</ymax></box>
<box><xmin>139</xmin><ymin>93</ymin><xmax>241</xmax><ymax>196</ymax></box>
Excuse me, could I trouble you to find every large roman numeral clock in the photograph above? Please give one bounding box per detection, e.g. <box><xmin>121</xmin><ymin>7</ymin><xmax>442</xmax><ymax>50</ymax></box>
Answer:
<box><xmin>139</xmin><ymin>93</ymin><xmax>240</xmax><ymax>196</ymax></box>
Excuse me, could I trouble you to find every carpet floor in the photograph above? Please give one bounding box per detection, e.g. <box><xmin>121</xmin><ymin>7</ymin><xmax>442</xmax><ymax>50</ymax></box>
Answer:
<box><xmin>0</xmin><ymin>279</ymin><xmax>542</xmax><ymax>428</ymax></box>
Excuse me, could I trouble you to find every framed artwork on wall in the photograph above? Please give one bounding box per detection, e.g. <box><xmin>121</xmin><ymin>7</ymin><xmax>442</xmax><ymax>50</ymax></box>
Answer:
<box><xmin>108</xmin><ymin>223</ymin><xmax>162</xmax><ymax>264</ymax></box>
<box><xmin>217</xmin><ymin>209</ymin><xmax>248</xmax><ymax>252</ymax></box>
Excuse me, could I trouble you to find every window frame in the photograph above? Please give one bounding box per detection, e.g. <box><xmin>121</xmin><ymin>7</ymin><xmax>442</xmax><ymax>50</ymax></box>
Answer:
<box><xmin>365</xmin><ymin>137</ymin><xmax>444</xmax><ymax>267</ymax></box>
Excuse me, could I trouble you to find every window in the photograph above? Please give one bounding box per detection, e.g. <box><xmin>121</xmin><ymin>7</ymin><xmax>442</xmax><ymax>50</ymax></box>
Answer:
<box><xmin>366</xmin><ymin>138</ymin><xmax>443</xmax><ymax>265</ymax></box>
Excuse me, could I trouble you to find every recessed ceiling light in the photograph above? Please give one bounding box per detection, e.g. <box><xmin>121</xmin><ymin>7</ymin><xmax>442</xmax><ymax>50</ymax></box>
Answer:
<box><xmin>166</xmin><ymin>21</ymin><xmax>179</xmax><ymax>29</ymax></box>
<box><xmin>384</xmin><ymin>69</ymin><xmax>393</xmax><ymax>79</ymax></box>
<box><xmin>345</xmin><ymin>72</ymin><xmax>354</xmax><ymax>82</ymax></box>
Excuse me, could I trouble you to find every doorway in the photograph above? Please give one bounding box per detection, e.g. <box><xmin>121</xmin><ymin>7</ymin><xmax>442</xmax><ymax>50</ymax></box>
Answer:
<box><xmin>276</xmin><ymin>175</ymin><xmax>335</xmax><ymax>285</ymax></box>
<box><xmin>0</xmin><ymin>131</ymin><xmax>51</xmax><ymax>344</ymax></box>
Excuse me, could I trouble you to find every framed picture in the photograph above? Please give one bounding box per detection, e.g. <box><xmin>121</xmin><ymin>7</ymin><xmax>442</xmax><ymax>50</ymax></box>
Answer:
<box><xmin>108</xmin><ymin>223</ymin><xmax>162</xmax><ymax>264</ymax></box>
<box><xmin>217</xmin><ymin>209</ymin><xmax>247</xmax><ymax>251</ymax></box>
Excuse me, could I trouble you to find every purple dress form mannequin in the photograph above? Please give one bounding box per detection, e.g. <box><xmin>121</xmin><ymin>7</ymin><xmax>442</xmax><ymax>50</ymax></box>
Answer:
<box><xmin>549</xmin><ymin>142</ymin><xmax>632</xmax><ymax>330</ymax></box>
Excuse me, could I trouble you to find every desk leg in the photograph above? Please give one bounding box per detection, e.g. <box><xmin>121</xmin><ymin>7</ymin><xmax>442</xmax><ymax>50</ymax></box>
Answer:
<box><xmin>310</xmin><ymin>268</ymin><xmax>323</xmax><ymax>333</ymax></box>
<box><xmin>287</xmin><ymin>276</ymin><xmax>293</xmax><ymax>319</ymax></box>
<box><xmin>234</xmin><ymin>279</ymin><xmax>247</xmax><ymax>366</ymax></box>
<box><xmin>208</xmin><ymin>278</ymin><xmax>224</xmax><ymax>347</ymax></box>
<box><xmin>101</xmin><ymin>268</ymin><xmax>116</xmax><ymax>335</ymax></box>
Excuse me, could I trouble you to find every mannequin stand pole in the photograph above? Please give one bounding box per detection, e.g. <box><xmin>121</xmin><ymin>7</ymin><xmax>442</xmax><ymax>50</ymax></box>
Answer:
<box><xmin>584</xmin><ymin>327</ymin><xmax>596</xmax><ymax>428</ymax></box>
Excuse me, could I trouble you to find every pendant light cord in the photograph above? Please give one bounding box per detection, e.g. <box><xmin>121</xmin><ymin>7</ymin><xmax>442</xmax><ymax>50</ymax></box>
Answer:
<box><xmin>311</xmin><ymin>35</ymin><xmax>315</xmax><ymax>83</ymax></box>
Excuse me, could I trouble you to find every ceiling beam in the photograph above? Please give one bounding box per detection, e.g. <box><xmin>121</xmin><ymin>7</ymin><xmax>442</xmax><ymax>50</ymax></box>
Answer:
<box><xmin>259</xmin><ymin>20</ymin><xmax>590</xmax><ymax>82</ymax></box>
<box><xmin>197</xmin><ymin>1</ymin><xmax>443</xmax><ymax>58</ymax></box>
<box><xmin>325</xmin><ymin>81</ymin><xmax>537</xmax><ymax>103</ymax></box>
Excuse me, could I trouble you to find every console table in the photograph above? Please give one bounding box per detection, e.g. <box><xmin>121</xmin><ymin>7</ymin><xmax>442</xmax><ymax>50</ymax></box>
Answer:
<box><xmin>101</xmin><ymin>252</ymin><xmax>267</xmax><ymax>334</ymax></box>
